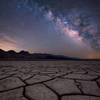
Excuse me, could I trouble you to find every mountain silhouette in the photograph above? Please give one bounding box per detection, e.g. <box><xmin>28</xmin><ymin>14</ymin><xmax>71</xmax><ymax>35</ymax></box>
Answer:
<box><xmin>0</xmin><ymin>49</ymin><xmax>99</xmax><ymax>61</ymax></box>
<box><xmin>0</xmin><ymin>49</ymin><xmax>78</xmax><ymax>60</ymax></box>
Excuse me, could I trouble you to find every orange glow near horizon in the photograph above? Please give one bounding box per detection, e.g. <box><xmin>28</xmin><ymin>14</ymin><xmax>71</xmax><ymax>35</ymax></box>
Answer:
<box><xmin>87</xmin><ymin>53</ymin><xmax>100</xmax><ymax>59</ymax></box>
<box><xmin>0</xmin><ymin>34</ymin><xmax>20</xmax><ymax>51</ymax></box>
<box><xmin>0</xmin><ymin>41</ymin><xmax>19</xmax><ymax>51</ymax></box>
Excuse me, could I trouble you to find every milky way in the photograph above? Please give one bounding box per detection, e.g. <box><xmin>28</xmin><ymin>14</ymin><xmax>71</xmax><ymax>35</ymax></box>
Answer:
<box><xmin>33</xmin><ymin>0</ymin><xmax>100</xmax><ymax>51</ymax></box>
<box><xmin>0</xmin><ymin>0</ymin><xmax>100</xmax><ymax>58</ymax></box>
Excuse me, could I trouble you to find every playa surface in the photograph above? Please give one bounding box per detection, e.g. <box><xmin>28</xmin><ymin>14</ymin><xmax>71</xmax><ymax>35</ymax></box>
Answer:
<box><xmin>0</xmin><ymin>61</ymin><xmax>100</xmax><ymax>100</ymax></box>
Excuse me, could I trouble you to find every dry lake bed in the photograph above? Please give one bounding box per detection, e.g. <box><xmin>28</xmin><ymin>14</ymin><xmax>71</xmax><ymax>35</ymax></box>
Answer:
<box><xmin>0</xmin><ymin>61</ymin><xmax>100</xmax><ymax>100</ymax></box>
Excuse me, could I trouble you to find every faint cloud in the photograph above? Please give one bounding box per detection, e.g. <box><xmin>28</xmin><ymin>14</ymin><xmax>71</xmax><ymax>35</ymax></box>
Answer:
<box><xmin>2</xmin><ymin>35</ymin><xmax>17</xmax><ymax>44</ymax></box>
<box><xmin>0</xmin><ymin>33</ymin><xmax>21</xmax><ymax>51</ymax></box>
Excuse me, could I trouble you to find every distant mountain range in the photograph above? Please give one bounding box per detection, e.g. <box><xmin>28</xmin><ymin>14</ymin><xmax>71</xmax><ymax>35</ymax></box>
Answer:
<box><xmin>0</xmin><ymin>49</ymin><xmax>99</xmax><ymax>61</ymax></box>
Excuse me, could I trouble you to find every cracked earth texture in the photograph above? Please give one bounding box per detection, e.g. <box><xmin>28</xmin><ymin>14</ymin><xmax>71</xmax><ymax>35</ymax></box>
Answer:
<box><xmin>0</xmin><ymin>61</ymin><xmax>100</xmax><ymax>100</ymax></box>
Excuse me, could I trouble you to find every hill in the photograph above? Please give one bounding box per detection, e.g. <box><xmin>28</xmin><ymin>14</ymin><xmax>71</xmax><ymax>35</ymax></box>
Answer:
<box><xmin>0</xmin><ymin>49</ymin><xmax>99</xmax><ymax>61</ymax></box>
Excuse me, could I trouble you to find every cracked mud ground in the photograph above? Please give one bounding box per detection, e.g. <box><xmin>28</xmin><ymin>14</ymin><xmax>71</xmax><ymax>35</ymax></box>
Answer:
<box><xmin>0</xmin><ymin>61</ymin><xmax>100</xmax><ymax>100</ymax></box>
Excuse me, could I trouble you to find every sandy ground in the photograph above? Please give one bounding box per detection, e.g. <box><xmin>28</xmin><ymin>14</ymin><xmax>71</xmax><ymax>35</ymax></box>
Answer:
<box><xmin>0</xmin><ymin>61</ymin><xmax>100</xmax><ymax>100</ymax></box>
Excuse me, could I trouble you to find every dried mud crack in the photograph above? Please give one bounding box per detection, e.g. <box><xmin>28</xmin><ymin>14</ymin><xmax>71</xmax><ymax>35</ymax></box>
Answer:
<box><xmin>0</xmin><ymin>61</ymin><xmax>100</xmax><ymax>100</ymax></box>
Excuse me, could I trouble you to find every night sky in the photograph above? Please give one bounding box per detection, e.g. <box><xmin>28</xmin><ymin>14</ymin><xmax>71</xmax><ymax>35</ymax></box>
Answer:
<box><xmin>0</xmin><ymin>0</ymin><xmax>100</xmax><ymax>58</ymax></box>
